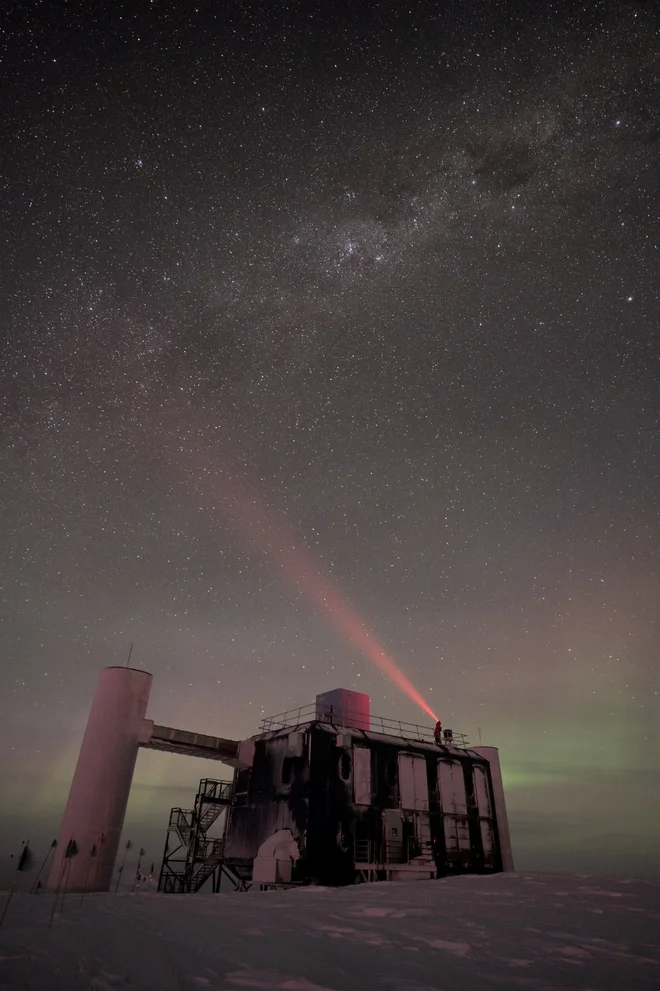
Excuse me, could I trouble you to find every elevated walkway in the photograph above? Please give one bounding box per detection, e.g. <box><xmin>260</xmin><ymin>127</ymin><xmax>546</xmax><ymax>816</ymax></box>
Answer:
<box><xmin>140</xmin><ymin>722</ymin><xmax>240</xmax><ymax>763</ymax></box>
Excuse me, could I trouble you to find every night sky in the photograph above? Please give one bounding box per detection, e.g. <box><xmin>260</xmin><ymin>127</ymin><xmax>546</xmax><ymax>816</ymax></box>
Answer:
<box><xmin>1</xmin><ymin>0</ymin><xmax>659</xmax><ymax>881</ymax></box>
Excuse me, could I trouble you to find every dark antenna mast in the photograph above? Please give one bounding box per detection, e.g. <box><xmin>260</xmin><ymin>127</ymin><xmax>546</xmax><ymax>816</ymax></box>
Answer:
<box><xmin>126</xmin><ymin>642</ymin><xmax>134</xmax><ymax>668</ymax></box>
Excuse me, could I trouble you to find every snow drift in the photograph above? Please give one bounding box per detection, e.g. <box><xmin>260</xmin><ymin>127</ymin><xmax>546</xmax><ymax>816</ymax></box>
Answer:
<box><xmin>0</xmin><ymin>872</ymin><xmax>658</xmax><ymax>990</ymax></box>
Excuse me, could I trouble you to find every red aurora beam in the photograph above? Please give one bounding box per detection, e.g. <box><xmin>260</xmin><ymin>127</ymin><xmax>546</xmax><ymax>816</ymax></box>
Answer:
<box><xmin>186</xmin><ymin>455</ymin><xmax>438</xmax><ymax>722</ymax></box>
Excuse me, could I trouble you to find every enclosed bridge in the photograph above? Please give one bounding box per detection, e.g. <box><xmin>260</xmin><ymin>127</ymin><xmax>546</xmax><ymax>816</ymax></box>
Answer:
<box><xmin>47</xmin><ymin>668</ymin><xmax>514</xmax><ymax>893</ymax></box>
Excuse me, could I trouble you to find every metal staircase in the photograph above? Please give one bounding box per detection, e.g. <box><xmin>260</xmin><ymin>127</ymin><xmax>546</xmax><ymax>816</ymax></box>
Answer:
<box><xmin>158</xmin><ymin>778</ymin><xmax>234</xmax><ymax>893</ymax></box>
<box><xmin>195</xmin><ymin>779</ymin><xmax>232</xmax><ymax>832</ymax></box>
<box><xmin>173</xmin><ymin>808</ymin><xmax>194</xmax><ymax>844</ymax></box>
<box><xmin>189</xmin><ymin>837</ymin><xmax>225</xmax><ymax>892</ymax></box>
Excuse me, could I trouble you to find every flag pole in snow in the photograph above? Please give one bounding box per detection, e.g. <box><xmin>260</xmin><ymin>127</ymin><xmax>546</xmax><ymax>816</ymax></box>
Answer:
<box><xmin>30</xmin><ymin>839</ymin><xmax>57</xmax><ymax>894</ymax></box>
<box><xmin>132</xmin><ymin>847</ymin><xmax>146</xmax><ymax>893</ymax></box>
<box><xmin>114</xmin><ymin>839</ymin><xmax>132</xmax><ymax>893</ymax></box>
<box><xmin>0</xmin><ymin>841</ymin><xmax>33</xmax><ymax>930</ymax></box>
<box><xmin>49</xmin><ymin>838</ymin><xmax>78</xmax><ymax>929</ymax></box>
<box><xmin>90</xmin><ymin>832</ymin><xmax>106</xmax><ymax>893</ymax></box>
<box><xmin>59</xmin><ymin>857</ymin><xmax>73</xmax><ymax>916</ymax></box>
<box><xmin>79</xmin><ymin>842</ymin><xmax>100</xmax><ymax>906</ymax></box>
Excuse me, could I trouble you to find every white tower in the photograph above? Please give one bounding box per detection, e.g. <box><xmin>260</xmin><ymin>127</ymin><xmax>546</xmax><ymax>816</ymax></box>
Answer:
<box><xmin>47</xmin><ymin>666</ymin><xmax>153</xmax><ymax>892</ymax></box>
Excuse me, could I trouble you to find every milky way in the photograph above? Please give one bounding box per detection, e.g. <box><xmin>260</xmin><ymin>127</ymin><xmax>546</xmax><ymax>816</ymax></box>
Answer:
<box><xmin>1</xmin><ymin>1</ymin><xmax>658</xmax><ymax>878</ymax></box>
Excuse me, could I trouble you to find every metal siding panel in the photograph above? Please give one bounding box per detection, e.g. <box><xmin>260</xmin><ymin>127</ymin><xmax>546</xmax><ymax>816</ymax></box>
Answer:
<box><xmin>473</xmin><ymin>766</ymin><xmax>492</xmax><ymax>817</ymax></box>
<box><xmin>443</xmin><ymin>818</ymin><xmax>459</xmax><ymax>865</ymax></box>
<box><xmin>353</xmin><ymin>745</ymin><xmax>371</xmax><ymax>805</ymax></box>
<box><xmin>412</xmin><ymin>755</ymin><xmax>429</xmax><ymax>811</ymax></box>
<box><xmin>470</xmin><ymin>746</ymin><xmax>515</xmax><ymax>871</ymax></box>
<box><xmin>438</xmin><ymin>761</ymin><xmax>467</xmax><ymax>815</ymax></box>
<box><xmin>457</xmin><ymin>818</ymin><xmax>471</xmax><ymax>855</ymax></box>
<box><xmin>287</xmin><ymin>732</ymin><xmax>305</xmax><ymax>757</ymax></box>
<box><xmin>443</xmin><ymin>816</ymin><xmax>472</xmax><ymax>869</ymax></box>
<box><xmin>399</xmin><ymin>754</ymin><xmax>416</xmax><ymax>810</ymax></box>
<box><xmin>410</xmin><ymin>811</ymin><xmax>432</xmax><ymax>860</ymax></box>
<box><xmin>480</xmin><ymin>819</ymin><xmax>496</xmax><ymax>867</ymax></box>
<box><xmin>400</xmin><ymin>754</ymin><xmax>428</xmax><ymax>810</ymax></box>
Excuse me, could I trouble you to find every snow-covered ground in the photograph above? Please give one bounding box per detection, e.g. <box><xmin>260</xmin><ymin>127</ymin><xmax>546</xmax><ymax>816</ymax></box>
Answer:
<box><xmin>1</xmin><ymin>873</ymin><xmax>658</xmax><ymax>990</ymax></box>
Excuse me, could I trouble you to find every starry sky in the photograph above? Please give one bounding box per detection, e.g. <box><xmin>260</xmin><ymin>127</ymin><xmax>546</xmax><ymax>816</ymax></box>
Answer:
<box><xmin>1</xmin><ymin>0</ymin><xmax>659</xmax><ymax>882</ymax></box>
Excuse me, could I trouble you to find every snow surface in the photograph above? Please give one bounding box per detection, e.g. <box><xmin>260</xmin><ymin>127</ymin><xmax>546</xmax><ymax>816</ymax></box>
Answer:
<box><xmin>1</xmin><ymin>873</ymin><xmax>659</xmax><ymax>990</ymax></box>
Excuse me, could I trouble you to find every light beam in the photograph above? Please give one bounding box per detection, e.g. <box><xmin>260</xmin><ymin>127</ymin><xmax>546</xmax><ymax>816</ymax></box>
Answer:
<box><xmin>181</xmin><ymin>452</ymin><xmax>438</xmax><ymax>722</ymax></box>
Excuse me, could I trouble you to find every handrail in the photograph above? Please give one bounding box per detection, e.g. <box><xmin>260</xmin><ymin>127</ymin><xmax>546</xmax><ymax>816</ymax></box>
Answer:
<box><xmin>259</xmin><ymin>704</ymin><xmax>468</xmax><ymax>747</ymax></box>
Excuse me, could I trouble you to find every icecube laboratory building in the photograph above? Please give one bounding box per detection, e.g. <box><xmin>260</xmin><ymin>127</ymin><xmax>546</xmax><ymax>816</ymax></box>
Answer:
<box><xmin>47</xmin><ymin>667</ymin><xmax>514</xmax><ymax>894</ymax></box>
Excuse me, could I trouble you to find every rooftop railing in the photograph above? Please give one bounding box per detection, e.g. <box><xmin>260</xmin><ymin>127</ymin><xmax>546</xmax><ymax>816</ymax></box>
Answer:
<box><xmin>258</xmin><ymin>704</ymin><xmax>468</xmax><ymax>748</ymax></box>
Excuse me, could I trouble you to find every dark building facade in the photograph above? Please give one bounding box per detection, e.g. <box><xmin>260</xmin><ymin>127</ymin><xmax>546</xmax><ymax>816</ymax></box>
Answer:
<box><xmin>158</xmin><ymin>690</ymin><xmax>513</xmax><ymax>892</ymax></box>
<box><xmin>223</xmin><ymin>719</ymin><xmax>504</xmax><ymax>886</ymax></box>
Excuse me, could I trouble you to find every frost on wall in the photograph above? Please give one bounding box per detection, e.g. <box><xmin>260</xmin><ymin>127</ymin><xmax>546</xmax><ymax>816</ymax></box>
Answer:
<box><xmin>472</xmin><ymin>766</ymin><xmax>492</xmax><ymax>817</ymax></box>
<box><xmin>437</xmin><ymin>761</ymin><xmax>467</xmax><ymax>815</ymax></box>
<box><xmin>399</xmin><ymin>754</ymin><xmax>429</xmax><ymax>811</ymax></box>
<box><xmin>438</xmin><ymin>760</ymin><xmax>471</xmax><ymax>870</ymax></box>
<box><xmin>353</xmin><ymin>745</ymin><xmax>371</xmax><ymax>805</ymax></box>
<box><xmin>252</xmin><ymin>828</ymin><xmax>300</xmax><ymax>884</ymax></box>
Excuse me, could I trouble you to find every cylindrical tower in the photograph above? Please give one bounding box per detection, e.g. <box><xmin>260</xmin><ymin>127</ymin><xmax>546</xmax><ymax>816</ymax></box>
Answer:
<box><xmin>47</xmin><ymin>666</ymin><xmax>152</xmax><ymax>892</ymax></box>
<box><xmin>471</xmin><ymin>746</ymin><xmax>515</xmax><ymax>871</ymax></box>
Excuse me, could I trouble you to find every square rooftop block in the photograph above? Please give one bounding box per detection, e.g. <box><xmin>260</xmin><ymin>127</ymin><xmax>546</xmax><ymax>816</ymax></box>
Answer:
<box><xmin>315</xmin><ymin>688</ymin><xmax>370</xmax><ymax>730</ymax></box>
